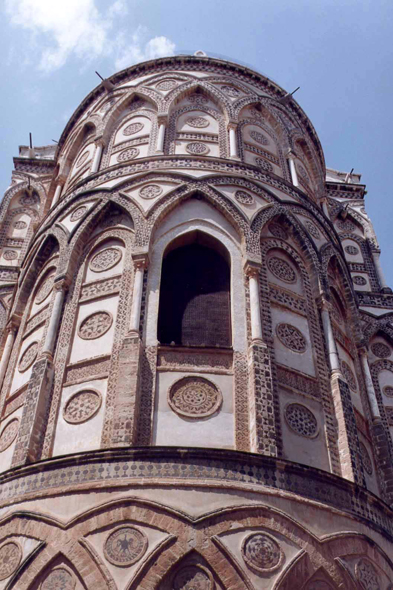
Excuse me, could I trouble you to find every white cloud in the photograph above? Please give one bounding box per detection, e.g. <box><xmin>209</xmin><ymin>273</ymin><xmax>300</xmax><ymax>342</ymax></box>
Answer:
<box><xmin>4</xmin><ymin>0</ymin><xmax>175</xmax><ymax>73</ymax></box>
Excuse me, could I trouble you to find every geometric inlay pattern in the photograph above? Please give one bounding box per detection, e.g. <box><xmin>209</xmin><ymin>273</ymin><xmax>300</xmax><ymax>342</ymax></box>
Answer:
<box><xmin>383</xmin><ymin>385</ymin><xmax>393</xmax><ymax>398</ymax></box>
<box><xmin>13</xmin><ymin>220</ymin><xmax>27</xmax><ymax>230</ymax></box>
<box><xmin>268</xmin><ymin>223</ymin><xmax>288</xmax><ymax>240</ymax></box>
<box><xmin>76</xmin><ymin>152</ymin><xmax>89</xmax><ymax>168</ymax></box>
<box><xmin>276</xmin><ymin>323</ymin><xmax>307</xmax><ymax>352</ymax></box>
<box><xmin>268</xmin><ymin>257</ymin><xmax>297</xmax><ymax>283</ymax></box>
<box><xmin>345</xmin><ymin>245</ymin><xmax>359</xmax><ymax>255</ymax></box>
<box><xmin>285</xmin><ymin>403</ymin><xmax>318</xmax><ymax>438</ymax></box>
<box><xmin>186</xmin><ymin>116</ymin><xmax>209</xmax><ymax>128</ymax></box>
<box><xmin>3</xmin><ymin>250</ymin><xmax>18</xmax><ymax>261</ymax></box>
<box><xmin>156</xmin><ymin>79</ymin><xmax>178</xmax><ymax>91</ymax></box>
<box><xmin>188</xmin><ymin>94</ymin><xmax>208</xmax><ymax>105</ymax></box>
<box><xmin>41</xmin><ymin>568</ymin><xmax>75</xmax><ymax>590</ymax></box>
<box><xmin>168</xmin><ymin>377</ymin><xmax>222</xmax><ymax>419</ymax></box>
<box><xmin>242</xmin><ymin>532</ymin><xmax>283</xmax><ymax>573</ymax></box>
<box><xmin>173</xmin><ymin>565</ymin><xmax>212</xmax><ymax>590</ymax></box>
<box><xmin>63</xmin><ymin>390</ymin><xmax>102</xmax><ymax>424</ymax></box>
<box><xmin>89</xmin><ymin>247</ymin><xmax>122</xmax><ymax>273</ymax></box>
<box><xmin>359</xmin><ymin>441</ymin><xmax>373</xmax><ymax>475</ymax></box>
<box><xmin>234</xmin><ymin>190</ymin><xmax>254</xmax><ymax>205</ymax></box>
<box><xmin>78</xmin><ymin>312</ymin><xmax>113</xmax><ymax>340</ymax></box>
<box><xmin>139</xmin><ymin>185</ymin><xmax>163</xmax><ymax>199</ymax></box>
<box><xmin>370</xmin><ymin>343</ymin><xmax>390</xmax><ymax>358</ymax></box>
<box><xmin>117</xmin><ymin>148</ymin><xmax>140</xmax><ymax>162</ymax></box>
<box><xmin>0</xmin><ymin>541</ymin><xmax>22</xmax><ymax>580</ymax></box>
<box><xmin>221</xmin><ymin>85</ymin><xmax>241</xmax><ymax>97</ymax></box>
<box><xmin>337</xmin><ymin>219</ymin><xmax>356</xmax><ymax>232</ymax></box>
<box><xmin>0</xmin><ymin>419</ymin><xmax>19</xmax><ymax>452</ymax></box>
<box><xmin>70</xmin><ymin>206</ymin><xmax>87</xmax><ymax>222</ymax></box>
<box><xmin>249</xmin><ymin>130</ymin><xmax>269</xmax><ymax>145</ymax></box>
<box><xmin>305</xmin><ymin>221</ymin><xmax>320</xmax><ymax>239</ymax></box>
<box><xmin>123</xmin><ymin>122</ymin><xmax>144</xmax><ymax>136</ymax></box>
<box><xmin>104</xmin><ymin>526</ymin><xmax>148</xmax><ymax>567</ymax></box>
<box><xmin>297</xmin><ymin>163</ymin><xmax>309</xmax><ymax>181</ymax></box>
<box><xmin>353</xmin><ymin>276</ymin><xmax>367</xmax><ymax>286</ymax></box>
<box><xmin>19</xmin><ymin>193</ymin><xmax>39</xmax><ymax>206</ymax></box>
<box><xmin>35</xmin><ymin>274</ymin><xmax>54</xmax><ymax>304</ymax></box>
<box><xmin>340</xmin><ymin>360</ymin><xmax>357</xmax><ymax>392</ymax></box>
<box><xmin>186</xmin><ymin>142</ymin><xmax>210</xmax><ymax>155</ymax></box>
<box><xmin>355</xmin><ymin>558</ymin><xmax>380</xmax><ymax>590</ymax></box>
<box><xmin>255</xmin><ymin>157</ymin><xmax>273</xmax><ymax>172</ymax></box>
<box><xmin>18</xmin><ymin>341</ymin><xmax>39</xmax><ymax>372</ymax></box>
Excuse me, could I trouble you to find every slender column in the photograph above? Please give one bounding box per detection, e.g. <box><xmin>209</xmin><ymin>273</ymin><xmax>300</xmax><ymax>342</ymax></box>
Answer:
<box><xmin>91</xmin><ymin>141</ymin><xmax>104</xmax><ymax>173</ymax></box>
<box><xmin>229</xmin><ymin>124</ymin><xmax>239</xmax><ymax>159</ymax></box>
<box><xmin>41</xmin><ymin>282</ymin><xmax>66</xmax><ymax>359</ymax></box>
<box><xmin>372</xmin><ymin>250</ymin><xmax>390</xmax><ymax>292</ymax></box>
<box><xmin>129</xmin><ymin>255</ymin><xmax>148</xmax><ymax>335</ymax></box>
<box><xmin>0</xmin><ymin>325</ymin><xmax>16</xmax><ymax>389</ymax></box>
<box><xmin>52</xmin><ymin>184</ymin><xmax>62</xmax><ymax>207</ymax></box>
<box><xmin>156</xmin><ymin>122</ymin><xmax>166</xmax><ymax>154</ymax></box>
<box><xmin>359</xmin><ymin>348</ymin><xmax>381</xmax><ymax>420</ymax></box>
<box><xmin>321</xmin><ymin>198</ymin><xmax>330</xmax><ymax>219</ymax></box>
<box><xmin>287</xmin><ymin>152</ymin><xmax>299</xmax><ymax>187</ymax></box>
<box><xmin>319</xmin><ymin>297</ymin><xmax>341</xmax><ymax>374</ymax></box>
<box><xmin>245</xmin><ymin>263</ymin><xmax>263</xmax><ymax>343</ymax></box>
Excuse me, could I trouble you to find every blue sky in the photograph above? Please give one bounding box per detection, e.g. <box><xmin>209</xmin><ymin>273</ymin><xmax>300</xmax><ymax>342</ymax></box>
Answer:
<box><xmin>1</xmin><ymin>0</ymin><xmax>393</xmax><ymax>285</ymax></box>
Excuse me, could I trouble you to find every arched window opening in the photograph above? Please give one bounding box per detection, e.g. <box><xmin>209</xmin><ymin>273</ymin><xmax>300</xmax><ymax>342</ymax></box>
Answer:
<box><xmin>158</xmin><ymin>232</ymin><xmax>231</xmax><ymax>348</ymax></box>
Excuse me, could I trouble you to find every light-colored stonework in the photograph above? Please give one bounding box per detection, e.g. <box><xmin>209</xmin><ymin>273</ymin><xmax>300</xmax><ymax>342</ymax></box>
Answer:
<box><xmin>0</xmin><ymin>54</ymin><xmax>391</xmax><ymax>588</ymax></box>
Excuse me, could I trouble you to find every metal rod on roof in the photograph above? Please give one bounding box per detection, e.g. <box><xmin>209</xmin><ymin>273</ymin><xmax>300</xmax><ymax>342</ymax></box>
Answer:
<box><xmin>290</xmin><ymin>86</ymin><xmax>300</xmax><ymax>96</ymax></box>
<box><xmin>95</xmin><ymin>71</ymin><xmax>105</xmax><ymax>82</ymax></box>
<box><xmin>52</xmin><ymin>139</ymin><xmax>58</xmax><ymax>143</ymax></box>
<box><xmin>29</xmin><ymin>133</ymin><xmax>33</xmax><ymax>149</ymax></box>
<box><xmin>345</xmin><ymin>168</ymin><xmax>355</xmax><ymax>183</ymax></box>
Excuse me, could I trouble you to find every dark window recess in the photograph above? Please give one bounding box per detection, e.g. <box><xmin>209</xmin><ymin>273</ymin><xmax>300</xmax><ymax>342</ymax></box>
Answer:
<box><xmin>158</xmin><ymin>243</ymin><xmax>231</xmax><ymax>347</ymax></box>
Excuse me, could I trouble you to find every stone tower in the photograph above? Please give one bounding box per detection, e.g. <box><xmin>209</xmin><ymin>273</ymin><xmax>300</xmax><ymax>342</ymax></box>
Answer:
<box><xmin>0</xmin><ymin>54</ymin><xmax>392</xmax><ymax>589</ymax></box>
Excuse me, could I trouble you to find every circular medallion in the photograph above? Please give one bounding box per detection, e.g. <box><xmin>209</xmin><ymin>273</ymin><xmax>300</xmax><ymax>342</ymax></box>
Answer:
<box><xmin>13</xmin><ymin>220</ymin><xmax>27</xmax><ymax>230</ymax></box>
<box><xmin>41</xmin><ymin>567</ymin><xmax>75</xmax><ymax>590</ymax></box>
<box><xmin>0</xmin><ymin>419</ymin><xmax>19</xmax><ymax>453</ymax></box>
<box><xmin>123</xmin><ymin>121</ymin><xmax>144</xmax><ymax>136</ymax></box>
<box><xmin>355</xmin><ymin>558</ymin><xmax>380</xmax><ymax>590</ymax></box>
<box><xmin>255</xmin><ymin>157</ymin><xmax>273</xmax><ymax>172</ymax></box>
<box><xmin>117</xmin><ymin>147</ymin><xmax>140</xmax><ymax>162</ymax></box>
<box><xmin>35</xmin><ymin>274</ymin><xmax>54</xmax><ymax>304</ymax></box>
<box><xmin>371</xmin><ymin>342</ymin><xmax>391</xmax><ymax>358</ymax></box>
<box><xmin>104</xmin><ymin>526</ymin><xmax>147</xmax><ymax>567</ymax></box>
<box><xmin>276</xmin><ymin>323</ymin><xmax>307</xmax><ymax>353</ymax></box>
<box><xmin>173</xmin><ymin>565</ymin><xmax>212</xmax><ymax>590</ymax></box>
<box><xmin>156</xmin><ymin>79</ymin><xmax>178</xmax><ymax>91</ymax></box>
<box><xmin>337</xmin><ymin>219</ymin><xmax>356</xmax><ymax>232</ymax></box>
<box><xmin>340</xmin><ymin>360</ymin><xmax>357</xmax><ymax>392</ymax></box>
<box><xmin>89</xmin><ymin>247</ymin><xmax>122</xmax><ymax>273</ymax></box>
<box><xmin>139</xmin><ymin>184</ymin><xmax>163</xmax><ymax>199</ymax></box>
<box><xmin>188</xmin><ymin>94</ymin><xmax>208</xmax><ymax>105</ymax></box>
<box><xmin>383</xmin><ymin>385</ymin><xmax>393</xmax><ymax>398</ymax></box>
<box><xmin>70</xmin><ymin>206</ymin><xmax>87</xmax><ymax>222</ymax></box>
<box><xmin>78</xmin><ymin>311</ymin><xmax>113</xmax><ymax>340</ymax></box>
<box><xmin>359</xmin><ymin>442</ymin><xmax>373</xmax><ymax>475</ymax></box>
<box><xmin>3</xmin><ymin>250</ymin><xmax>18</xmax><ymax>261</ymax></box>
<box><xmin>305</xmin><ymin>221</ymin><xmax>320</xmax><ymax>239</ymax></box>
<box><xmin>18</xmin><ymin>341</ymin><xmax>38</xmax><ymax>372</ymax></box>
<box><xmin>0</xmin><ymin>541</ymin><xmax>22</xmax><ymax>580</ymax></box>
<box><xmin>168</xmin><ymin>377</ymin><xmax>222</xmax><ymax>419</ymax></box>
<box><xmin>221</xmin><ymin>85</ymin><xmax>241</xmax><ymax>97</ymax></box>
<box><xmin>76</xmin><ymin>151</ymin><xmax>89</xmax><ymax>168</ymax></box>
<box><xmin>285</xmin><ymin>403</ymin><xmax>318</xmax><ymax>438</ymax></box>
<box><xmin>234</xmin><ymin>190</ymin><xmax>254</xmax><ymax>205</ymax></box>
<box><xmin>185</xmin><ymin>116</ymin><xmax>209</xmax><ymax>128</ymax></box>
<box><xmin>19</xmin><ymin>193</ymin><xmax>39</xmax><ymax>206</ymax></box>
<box><xmin>268</xmin><ymin>223</ymin><xmax>288</xmax><ymax>240</ymax></box>
<box><xmin>353</xmin><ymin>275</ymin><xmax>367</xmax><ymax>286</ymax></box>
<box><xmin>63</xmin><ymin>390</ymin><xmax>102</xmax><ymax>424</ymax></box>
<box><xmin>267</xmin><ymin>256</ymin><xmax>297</xmax><ymax>283</ymax></box>
<box><xmin>249</xmin><ymin>130</ymin><xmax>269</xmax><ymax>145</ymax></box>
<box><xmin>242</xmin><ymin>532</ymin><xmax>283</xmax><ymax>573</ymax></box>
<box><xmin>345</xmin><ymin>245</ymin><xmax>359</xmax><ymax>255</ymax></box>
<box><xmin>186</xmin><ymin>142</ymin><xmax>210</xmax><ymax>155</ymax></box>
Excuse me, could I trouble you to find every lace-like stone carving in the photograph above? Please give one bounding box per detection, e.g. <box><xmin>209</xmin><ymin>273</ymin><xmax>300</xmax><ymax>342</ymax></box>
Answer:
<box><xmin>255</xmin><ymin>157</ymin><xmax>273</xmax><ymax>172</ymax></box>
<box><xmin>353</xmin><ymin>275</ymin><xmax>367</xmax><ymax>286</ymax></box>
<box><xmin>221</xmin><ymin>85</ymin><xmax>241</xmax><ymax>97</ymax></box>
<box><xmin>355</xmin><ymin>558</ymin><xmax>380</xmax><ymax>590</ymax></box>
<box><xmin>188</xmin><ymin>94</ymin><xmax>208</xmax><ymax>105</ymax></box>
<box><xmin>104</xmin><ymin>526</ymin><xmax>147</xmax><ymax>566</ymax></box>
<box><xmin>3</xmin><ymin>250</ymin><xmax>18</xmax><ymax>260</ymax></box>
<box><xmin>63</xmin><ymin>390</ymin><xmax>102</xmax><ymax>424</ymax></box>
<box><xmin>242</xmin><ymin>532</ymin><xmax>283</xmax><ymax>573</ymax></box>
<box><xmin>360</xmin><ymin>441</ymin><xmax>373</xmax><ymax>475</ymax></box>
<box><xmin>276</xmin><ymin>323</ymin><xmax>307</xmax><ymax>352</ymax></box>
<box><xmin>42</xmin><ymin>568</ymin><xmax>75</xmax><ymax>590</ymax></box>
<box><xmin>89</xmin><ymin>247</ymin><xmax>122</xmax><ymax>272</ymax></box>
<box><xmin>117</xmin><ymin>147</ymin><xmax>140</xmax><ymax>162</ymax></box>
<box><xmin>345</xmin><ymin>245</ymin><xmax>359</xmax><ymax>255</ymax></box>
<box><xmin>235</xmin><ymin>190</ymin><xmax>254</xmax><ymax>205</ymax></box>
<box><xmin>35</xmin><ymin>274</ymin><xmax>54</xmax><ymax>304</ymax></box>
<box><xmin>285</xmin><ymin>403</ymin><xmax>318</xmax><ymax>438</ymax></box>
<box><xmin>186</xmin><ymin>142</ymin><xmax>210</xmax><ymax>155</ymax></box>
<box><xmin>139</xmin><ymin>184</ymin><xmax>163</xmax><ymax>199</ymax></box>
<box><xmin>19</xmin><ymin>193</ymin><xmax>39</xmax><ymax>206</ymax></box>
<box><xmin>305</xmin><ymin>221</ymin><xmax>320</xmax><ymax>239</ymax></box>
<box><xmin>156</xmin><ymin>79</ymin><xmax>178</xmax><ymax>91</ymax></box>
<box><xmin>78</xmin><ymin>311</ymin><xmax>113</xmax><ymax>340</ymax></box>
<box><xmin>0</xmin><ymin>541</ymin><xmax>22</xmax><ymax>580</ymax></box>
<box><xmin>371</xmin><ymin>343</ymin><xmax>391</xmax><ymax>358</ymax></box>
<box><xmin>382</xmin><ymin>385</ymin><xmax>393</xmax><ymax>398</ymax></box>
<box><xmin>70</xmin><ymin>206</ymin><xmax>87</xmax><ymax>222</ymax></box>
<box><xmin>168</xmin><ymin>377</ymin><xmax>222</xmax><ymax>419</ymax></box>
<box><xmin>76</xmin><ymin>151</ymin><xmax>89</xmax><ymax>168</ymax></box>
<box><xmin>337</xmin><ymin>219</ymin><xmax>356</xmax><ymax>232</ymax></box>
<box><xmin>123</xmin><ymin>121</ymin><xmax>144</xmax><ymax>136</ymax></box>
<box><xmin>173</xmin><ymin>566</ymin><xmax>212</xmax><ymax>590</ymax></box>
<box><xmin>250</xmin><ymin>130</ymin><xmax>269</xmax><ymax>145</ymax></box>
<box><xmin>268</xmin><ymin>223</ymin><xmax>288</xmax><ymax>240</ymax></box>
<box><xmin>186</xmin><ymin>116</ymin><xmax>209</xmax><ymax>128</ymax></box>
<box><xmin>19</xmin><ymin>342</ymin><xmax>38</xmax><ymax>372</ymax></box>
<box><xmin>340</xmin><ymin>360</ymin><xmax>357</xmax><ymax>392</ymax></box>
<box><xmin>13</xmin><ymin>220</ymin><xmax>27</xmax><ymax>229</ymax></box>
<box><xmin>0</xmin><ymin>419</ymin><xmax>19</xmax><ymax>452</ymax></box>
<box><xmin>268</xmin><ymin>257</ymin><xmax>297</xmax><ymax>283</ymax></box>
